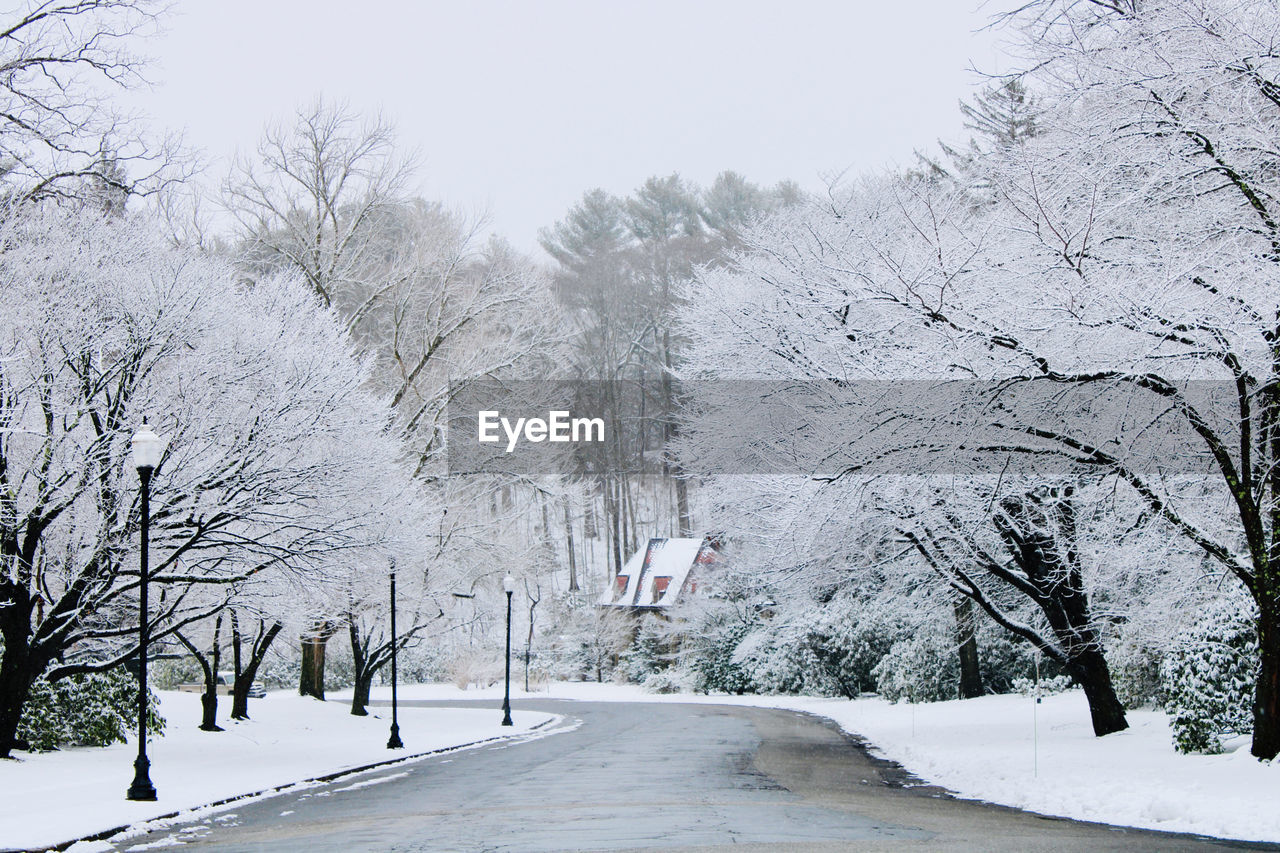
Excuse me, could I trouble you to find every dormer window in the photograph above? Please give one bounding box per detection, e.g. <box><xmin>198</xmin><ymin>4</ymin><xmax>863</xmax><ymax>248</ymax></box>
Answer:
<box><xmin>652</xmin><ymin>576</ymin><xmax>670</xmax><ymax>603</ymax></box>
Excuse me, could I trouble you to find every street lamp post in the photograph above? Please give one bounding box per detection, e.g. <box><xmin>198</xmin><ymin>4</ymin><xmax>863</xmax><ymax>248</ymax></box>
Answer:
<box><xmin>127</xmin><ymin>421</ymin><xmax>163</xmax><ymax>802</ymax></box>
<box><xmin>387</xmin><ymin>562</ymin><xmax>403</xmax><ymax>749</ymax></box>
<box><xmin>501</xmin><ymin>575</ymin><xmax>515</xmax><ymax>726</ymax></box>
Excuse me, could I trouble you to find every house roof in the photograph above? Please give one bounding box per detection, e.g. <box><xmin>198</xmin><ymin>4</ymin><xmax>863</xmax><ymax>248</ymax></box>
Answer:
<box><xmin>600</xmin><ymin>537</ymin><xmax>714</xmax><ymax>609</ymax></box>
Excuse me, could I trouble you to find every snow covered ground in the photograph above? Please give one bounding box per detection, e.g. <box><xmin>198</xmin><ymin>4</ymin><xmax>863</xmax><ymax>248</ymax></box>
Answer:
<box><xmin>395</xmin><ymin>680</ymin><xmax>1280</xmax><ymax>844</ymax></box>
<box><xmin>0</xmin><ymin>689</ymin><xmax>554</xmax><ymax>852</ymax></box>
<box><xmin>791</xmin><ymin>691</ymin><xmax>1279</xmax><ymax>844</ymax></box>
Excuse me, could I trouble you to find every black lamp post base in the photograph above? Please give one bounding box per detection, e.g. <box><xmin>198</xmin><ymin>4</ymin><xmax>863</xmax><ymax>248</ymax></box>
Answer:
<box><xmin>501</xmin><ymin>703</ymin><xmax>513</xmax><ymax>727</ymax></box>
<box><xmin>127</xmin><ymin>756</ymin><xmax>157</xmax><ymax>801</ymax></box>
<box><xmin>387</xmin><ymin>723</ymin><xmax>403</xmax><ymax>749</ymax></box>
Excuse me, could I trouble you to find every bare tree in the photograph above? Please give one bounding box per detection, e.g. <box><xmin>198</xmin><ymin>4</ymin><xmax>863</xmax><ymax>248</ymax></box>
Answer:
<box><xmin>227</xmin><ymin>608</ymin><xmax>283</xmax><ymax>720</ymax></box>
<box><xmin>0</xmin><ymin>0</ymin><xmax>187</xmax><ymax>202</ymax></box>
<box><xmin>222</xmin><ymin>98</ymin><xmax>415</xmax><ymax>310</ymax></box>
<box><xmin>224</xmin><ymin>99</ymin><xmax>563</xmax><ymax>473</ymax></box>
<box><xmin>524</xmin><ymin>578</ymin><xmax>541</xmax><ymax>691</ymax></box>
<box><xmin>223</xmin><ymin>99</ymin><xmax>566</xmax><ymax>698</ymax></box>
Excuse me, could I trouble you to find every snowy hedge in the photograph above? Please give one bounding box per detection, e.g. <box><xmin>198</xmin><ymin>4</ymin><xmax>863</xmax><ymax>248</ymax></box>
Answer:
<box><xmin>17</xmin><ymin>669</ymin><xmax>163</xmax><ymax>752</ymax></box>
<box><xmin>873</xmin><ymin>631</ymin><xmax>959</xmax><ymax>703</ymax></box>
<box><xmin>1160</xmin><ymin>599</ymin><xmax>1257</xmax><ymax>754</ymax></box>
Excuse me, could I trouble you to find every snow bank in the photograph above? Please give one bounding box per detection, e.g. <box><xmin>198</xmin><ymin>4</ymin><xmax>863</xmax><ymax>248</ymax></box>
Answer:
<box><xmin>0</xmin><ymin>689</ymin><xmax>553</xmax><ymax>851</ymax></box>
<box><xmin>397</xmin><ymin>680</ymin><xmax>1280</xmax><ymax>844</ymax></box>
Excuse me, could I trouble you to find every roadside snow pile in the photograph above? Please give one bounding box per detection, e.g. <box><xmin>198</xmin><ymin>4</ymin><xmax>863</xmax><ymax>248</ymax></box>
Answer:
<box><xmin>388</xmin><ymin>681</ymin><xmax>1279</xmax><ymax>843</ymax></box>
<box><xmin>0</xmin><ymin>689</ymin><xmax>553</xmax><ymax>851</ymax></box>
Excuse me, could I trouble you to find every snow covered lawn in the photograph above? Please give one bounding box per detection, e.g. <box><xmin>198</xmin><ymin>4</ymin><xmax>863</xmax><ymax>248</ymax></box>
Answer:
<box><xmin>0</xmin><ymin>689</ymin><xmax>554</xmax><ymax>852</ymax></box>
<box><xmin>783</xmin><ymin>691</ymin><xmax>1279</xmax><ymax>844</ymax></box>
<box><xmin>402</xmin><ymin>681</ymin><xmax>1280</xmax><ymax>844</ymax></box>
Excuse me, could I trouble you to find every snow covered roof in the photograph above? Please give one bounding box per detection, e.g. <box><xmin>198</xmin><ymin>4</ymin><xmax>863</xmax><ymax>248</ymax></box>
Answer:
<box><xmin>599</xmin><ymin>537</ymin><xmax>717</xmax><ymax>609</ymax></box>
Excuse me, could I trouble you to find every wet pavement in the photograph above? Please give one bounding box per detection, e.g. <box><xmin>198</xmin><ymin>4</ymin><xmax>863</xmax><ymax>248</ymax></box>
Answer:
<box><xmin>108</xmin><ymin>699</ymin><xmax>1274</xmax><ymax>852</ymax></box>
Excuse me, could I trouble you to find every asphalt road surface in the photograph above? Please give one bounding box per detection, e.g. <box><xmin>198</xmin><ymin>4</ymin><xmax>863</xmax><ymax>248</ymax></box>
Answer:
<box><xmin>108</xmin><ymin>699</ymin><xmax>1272</xmax><ymax>852</ymax></box>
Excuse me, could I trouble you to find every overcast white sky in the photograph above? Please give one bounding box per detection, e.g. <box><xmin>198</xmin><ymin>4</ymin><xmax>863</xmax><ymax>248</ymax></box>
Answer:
<box><xmin>125</xmin><ymin>1</ymin><xmax>1008</xmax><ymax>255</ymax></box>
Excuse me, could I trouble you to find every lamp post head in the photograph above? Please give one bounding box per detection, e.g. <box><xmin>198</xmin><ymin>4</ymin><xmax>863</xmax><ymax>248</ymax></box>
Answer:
<box><xmin>131</xmin><ymin>422</ymin><xmax>164</xmax><ymax>472</ymax></box>
<box><xmin>502</xmin><ymin>575</ymin><xmax>515</xmax><ymax>594</ymax></box>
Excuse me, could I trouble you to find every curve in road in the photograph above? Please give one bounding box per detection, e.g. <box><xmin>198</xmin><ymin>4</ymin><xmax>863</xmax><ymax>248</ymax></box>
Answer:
<box><xmin>107</xmin><ymin>699</ymin><xmax>1273</xmax><ymax>852</ymax></box>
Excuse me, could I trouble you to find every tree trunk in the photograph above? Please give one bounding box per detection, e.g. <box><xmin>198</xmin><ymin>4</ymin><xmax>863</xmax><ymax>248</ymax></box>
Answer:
<box><xmin>1045</xmin><ymin>606</ymin><xmax>1129</xmax><ymax>737</ymax></box>
<box><xmin>231</xmin><ymin>620</ymin><xmax>283</xmax><ymax>720</ymax></box>
<box><xmin>176</xmin><ymin>623</ymin><xmax>224</xmax><ymax>732</ymax></box>
<box><xmin>674</xmin><ymin>477</ymin><xmax>692</xmax><ymax>538</ymax></box>
<box><xmin>199</xmin><ymin>690</ymin><xmax>222</xmax><ymax>732</ymax></box>
<box><xmin>0</xmin><ymin>591</ymin><xmax>43</xmax><ymax>757</ymax></box>
<box><xmin>994</xmin><ymin>488</ymin><xmax>1128</xmax><ymax>737</ymax></box>
<box><xmin>351</xmin><ymin>674</ymin><xmax>372</xmax><ymax>717</ymax></box>
<box><xmin>230</xmin><ymin>610</ymin><xmax>243</xmax><ymax>717</ymax></box>
<box><xmin>525</xmin><ymin>590</ymin><xmax>539</xmax><ymax>692</ymax></box>
<box><xmin>0</xmin><ymin>628</ymin><xmax>38</xmax><ymax>757</ymax></box>
<box><xmin>626</xmin><ymin>476</ymin><xmax>639</xmax><ymax>554</ymax></box>
<box><xmin>300</xmin><ymin>622</ymin><xmax>335</xmax><ymax>700</ymax></box>
<box><xmin>299</xmin><ymin>636</ymin><xmax>320</xmax><ymax>699</ymax></box>
<box><xmin>608</xmin><ymin>478</ymin><xmax>623</xmax><ymax>577</ymax></box>
<box><xmin>0</xmin><ymin>668</ymin><xmax>32</xmax><ymax>758</ymax></box>
<box><xmin>349</xmin><ymin>619</ymin><xmax>369</xmax><ymax>716</ymax></box>
<box><xmin>230</xmin><ymin>682</ymin><xmax>250</xmax><ymax>721</ymax></box>
<box><xmin>1252</xmin><ymin>602</ymin><xmax>1280</xmax><ymax>760</ymax></box>
<box><xmin>1067</xmin><ymin>646</ymin><xmax>1128</xmax><ymax>737</ymax></box>
<box><xmin>202</xmin><ymin>618</ymin><xmax>224</xmax><ymax>731</ymax></box>
<box><xmin>660</xmin><ymin>329</ymin><xmax>692</xmax><ymax>538</ymax></box>
<box><xmin>584</xmin><ymin>491</ymin><xmax>597</xmax><ymax>539</ymax></box>
<box><xmin>1052</xmin><ymin>612</ymin><xmax>1128</xmax><ymax>736</ymax></box>
<box><xmin>954</xmin><ymin>597</ymin><xmax>983</xmax><ymax>699</ymax></box>
<box><xmin>564</xmin><ymin>495</ymin><xmax>579</xmax><ymax>593</ymax></box>
<box><xmin>622</xmin><ymin>475</ymin><xmax>634</xmax><ymax>555</ymax></box>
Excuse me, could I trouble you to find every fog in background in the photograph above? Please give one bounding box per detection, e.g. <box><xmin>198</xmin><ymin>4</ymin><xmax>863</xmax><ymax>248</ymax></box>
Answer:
<box><xmin>123</xmin><ymin>0</ymin><xmax>1005</xmax><ymax>252</ymax></box>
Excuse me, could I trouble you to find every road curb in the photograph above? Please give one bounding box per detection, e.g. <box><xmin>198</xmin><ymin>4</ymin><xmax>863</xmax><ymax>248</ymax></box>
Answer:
<box><xmin>17</xmin><ymin>715</ymin><xmax>563</xmax><ymax>853</ymax></box>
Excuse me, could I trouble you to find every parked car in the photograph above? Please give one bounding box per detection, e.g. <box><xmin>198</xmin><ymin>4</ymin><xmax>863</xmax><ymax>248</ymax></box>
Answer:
<box><xmin>176</xmin><ymin>672</ymin><xmax>266</xmax><ymax>698</ymax></box>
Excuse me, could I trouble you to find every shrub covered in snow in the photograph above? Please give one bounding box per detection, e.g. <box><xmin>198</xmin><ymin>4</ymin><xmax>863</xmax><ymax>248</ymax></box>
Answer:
<box><xmin>733</xmin><ymin>624</ymin><xmax>825</xmax><ymax>695</ymax></box>
<box><xmin>17</xmin><ymin>669</ymin><xmax>164</xmax><ymax>751</ymax></box>
<box><xmin>1108</xmin><ymin>638</ymin><xmax>1166</xmax><ymax>710</ymax></box>
<box><xmin>535</xmin><ymin>596</ymin><xmax>632</xmax><ymax>683</ymax></box>
<box><xmin>258</xmin><ymin>652</ymin><xmax>302</xmax><ymax>691</ymax></box>
<box><xmin>622</xmin><ymin>615</ymin><xmax>668</xmax><ymax>683</ymax></box>
<box><xmin>1160</xmin><ymin>598</ymin><xmax>1257</xmax><ymax>754</ymax></box>
<box><xmin>873</xmin><ymin>631</ymin><xmax>959</xmax><ymax>703</ymax></box>
<box><xmin>642</xmin><ymin>668</ymin><xmax>700</xmax><ymax>694</ymax></box>
<box><xmin>444</xmin><ymin>647</ymin><xmax>505</xmax><ymax>690</ymax></box>
<box><xmin>1010</xmin><ymin>674</ymin><xmax>1074</xmax><ymax>696</ymax></box>
<box><xmin>803</xmin><ymin>609</ymin><xmax>900</xmax><ymax>698</ymax></box>
<box><xmin>976</xmin><ymin>629</ymin><xmax>1043</xmax><ymax>695</ymax></box>
<box><xmin>151</xmin><ymin>657</ymin><xmax>203</xmax><ymax>691</ymax></box>
<box><xmin>392</xmin><ymin>642</ymin><xmax>454</xmax><ymax>685</ymax></box>
<box><xmin>687</xmin><ymin>614</ymin><xmax>754</xmax><ymax>694</ymax></box>
<box><xmin>680</xmin><ymin>593</ymin><xmax>911</xmax><ymax>698</ymax></box>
